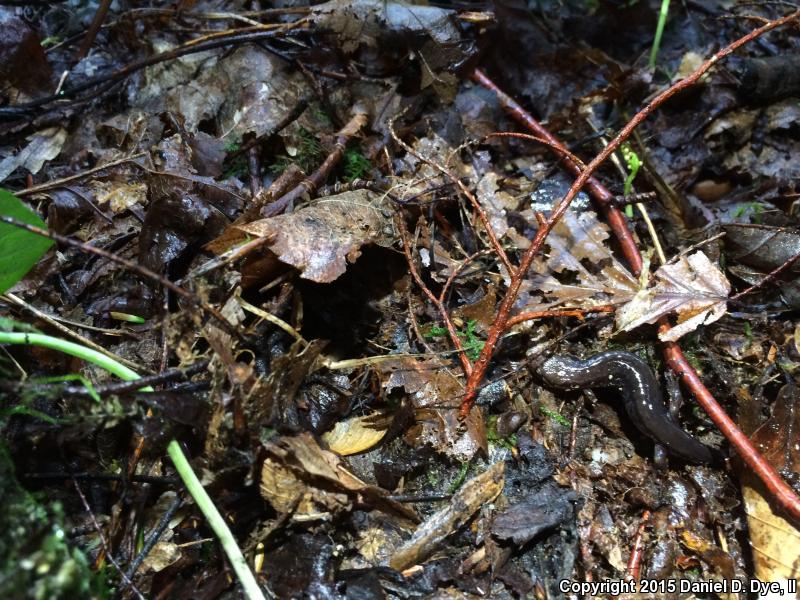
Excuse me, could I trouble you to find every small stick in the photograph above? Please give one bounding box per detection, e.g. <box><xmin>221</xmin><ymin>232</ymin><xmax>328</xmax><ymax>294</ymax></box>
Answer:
<box><xmin>122</xmin><ymin>495</ymin><xmax>184</xmax><ymax>587</ymax></box>
<box><xmin>729</xmin><ymin>249</ymin><xmax>800</xmax><ymax>302</ymax></box>
<box><xmin>263</xmin><ymin>109</ymin><xmax>368</xmax><ymax>217</ymax></box>
<box><xmin>76</xmin><ymin>0</ymin><xmax>112</xmax><ymax>59</ymax></box>
<box><xmin>625</xmin><ymin>510</ymin><xmax>650</xmax><ymax>583</ymax></box>
<box><xmin>0</xmin><ymin>217</ymin><xmax>242</xmax><ymax>339</ymax></box>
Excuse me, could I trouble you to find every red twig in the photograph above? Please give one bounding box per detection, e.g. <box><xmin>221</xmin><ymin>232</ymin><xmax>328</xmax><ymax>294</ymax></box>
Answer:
<box><xmin>483</xmin><ymin>132</ymin><xmax>588</xmax><ymax>169</ymax></box>
<box><xmin>438</xmin><ymin>250</ymin><xmax>492</xmax><ymax>302</ymax></box>
<box><xmin>388</xmin><ymin>114</ymin><xmax>514</xmax><ymax>276</ymax></box>
<box><xmin>625</xmin><ymin>510</ymin><xmax>650</xmax><ymax>583</ymax></box>
<box><xmin>471</xmin><ymin>69</ymin><xmax>642</xmax><ymax>273</ymax></box>
<box><xmin>467</xmin><ymin>10</ymin><xmax>800</xmax><ymax>522</ymax></box>
<box><xmin>505</xmin><ymin>305</ymin><xmax>614</xmax><ymax>328</ymax></box>
<box><xmin>395</xmin><ymin>214</ymin><xmax>471</xmax><ymax>375</ymax></box>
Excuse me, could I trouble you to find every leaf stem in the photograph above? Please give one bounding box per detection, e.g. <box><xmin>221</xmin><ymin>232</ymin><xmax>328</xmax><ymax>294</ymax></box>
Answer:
<box><xmin>0</xmin><ymin>331</ymin><xmax>266</xmax><ymax>600</ymax></box>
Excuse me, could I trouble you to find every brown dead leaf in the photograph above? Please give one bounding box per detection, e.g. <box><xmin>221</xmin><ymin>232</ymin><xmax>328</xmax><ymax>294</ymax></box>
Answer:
<box><xmin>237</xmin><ymin>190</ymin><xmax>395</xmax><ymax>283</ymax></box>
<box><xmin>616</xmin><ymin>251</ymin><xmax>730</xmax><ymax>341</ymax></box>
<box><xmin>0</xmin><ymin>127</ymin><xmax>66</xmax><ymax>183</ymax></box>
<box><xmin>91</xmin><ymin>181</ymin><xmax>148</xmax><ymax>214</ymax></box>
<box><xmin>310</xmin><ymin>0</ymin><xmax>460</xmax><ymax>54</ymax></box>
<box><xmin>261</xmin><ymin>433</ymin><xmax>419</xmax><ymax>524</ymax></box>
<box><xmin>520</xmin><ymin>209</ymin><xmax>638</xmax><ymax>311</ymax></box>
<box><xmin>741</xmin><ymin>384</ymin><xmax>800</xmax><ymax>582</ymax></box>
<box><xmin>322</xmin><ymin>412</ymin><xmax>389</xmax><ymax>456</ymax></box>
<box><xmin>476</xmin><ymin>173</ymin><xmax>512</xmax><ymax>240</ymax></box>
<box><xmin>389</xmin><ymin>461</ymin><xmax>504</xmax><ymax>571</ymax></box>
<box><xmin>380</xmin><ymin>356</ymin><xmax>486</xmax><ymax>460</ymax></box>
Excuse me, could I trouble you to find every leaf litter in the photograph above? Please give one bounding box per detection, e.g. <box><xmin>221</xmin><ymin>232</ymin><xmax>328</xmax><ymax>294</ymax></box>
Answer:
<box><xmin>0</xmin><ymin>1</ymin><xmax>798</xmax><ymax>598</ymax></box>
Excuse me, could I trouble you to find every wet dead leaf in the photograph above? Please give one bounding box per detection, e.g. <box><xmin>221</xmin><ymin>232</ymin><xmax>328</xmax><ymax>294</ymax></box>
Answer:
<box><xmin>741</xmin><ymin>384</ymin><xmax>800</xmax><ymax>583</ymax></box>
<box><xmin>389</xmin><ymin>461</ymin><xmax>504</xmax><ymax>571</ymax></box>
<box><xmin>0</xmin><ymin>127</ymin><xmax>66</xmax><ymax>183</ymax></box>
<box><xmin>310</xmin><ymin>0</ymin><xmax>460</xmax><ymax>54</ymax></box>
<box><xmin>91</xmin><ymin>180</ymin><xmax>148</xmax><ymax>213</ymax></box>
<box><xmin>380</xmin><ymin>355</ymin><xmax>486</xmax><ymax>460</ymax></box>
<box><xmin>492</xmin><ymin>482</ymin><xmax>578</xmax><ymax>545</ymax></box>
<box><xmin>616</xmin><ymin>251</ymin><xmax>730</xmax><ymax>341</ymax></box>
<box><xmin>237</xmin><ymin>190</ymin><xmax>395</xmax><ymax>283</ymax></box>
<box><xmin>520</xmin><ymin>209</ymin><xmax>638</xmax><ymax>311</ymax></box>
<box><xmin>261</xmin><ymin>433</ymin><xmax>418</xmax><ymax>524</ymax></box>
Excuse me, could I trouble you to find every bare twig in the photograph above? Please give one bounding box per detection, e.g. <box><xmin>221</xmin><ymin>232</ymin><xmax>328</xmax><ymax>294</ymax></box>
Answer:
<box><xmin>0</xmin><ymin>217</ymin><xmax>242</xmax><ymax>339</ymax></box>
<box><xmin>471</xmin><ymin>10</ymin><xmax>800</xmax><ymax>523</ymax></box>
<box><xmin>263</xmin><ymin>110</ymin><xmax>369</xmax><ymax>217</ymax></box>
<box><xmin>729</xmin><ymin>249</ymin><xmax>800</xmax><ymax>302</ymax></box>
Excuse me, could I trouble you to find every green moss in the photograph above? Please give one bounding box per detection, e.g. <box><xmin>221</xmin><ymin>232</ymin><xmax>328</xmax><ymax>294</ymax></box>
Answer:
<box><xmin>0</xmin><ymin>443</ymin><xmax>109</xmax><ymax>598</ymax></box>
<box><xmin>486</xmin><ymin>415</ymin><xmax>518</xmax><ymax>451</ymax></box>
<box><xmin>269</xmin><ymin>127</ymin><xmax>325</xmax><ymax>176</ymax></box>
<box><xmin>424</xmin><ymin>320</ymin><xmax>485</xmax><ymax>361</ymax></box>
<box><xmin>343</xmin><ymin>150</ymin><xmax>372</xmax><ymax>182</ymax></box>
<box><xmin>539</xmin><ymin>405</ymin><xmax>570</xmax><ymax>427</ymax></box>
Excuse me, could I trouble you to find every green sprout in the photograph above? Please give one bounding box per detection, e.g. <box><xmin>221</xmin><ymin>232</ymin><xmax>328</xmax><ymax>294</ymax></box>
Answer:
<box><xmin>620</xmin><ymin>143</ymin><xmax>642</xmax><ymax>218</ymax></box>
<box><xmin>539</xmin><ymin>405</ymin><xmax>570</xmax><ymax>427</ymax></box>
<box><xmin>109</xmin><ymin>312</ymin><xmax>146</xmax><ymax>324</ymax></box>
<box><xmin>649</xmin><ymin>0</ymin><xmax>670</xmax><ymax>70</ymax></box>
<box><xmin>424</xmin><ymin>319</ymin><xmax>485</xmax><ymax>361</ymax></box>
<box><xmin>343</xmin><ymin>149</ymin><xmax>372</xmax><ymax>182</ymax></box>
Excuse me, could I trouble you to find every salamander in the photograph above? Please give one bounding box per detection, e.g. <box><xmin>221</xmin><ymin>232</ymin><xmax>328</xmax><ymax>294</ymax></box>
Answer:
<box><xmin>536</xmin><ymin>351</ymin><xmax>722</xmax><ymax>465</ymax></box>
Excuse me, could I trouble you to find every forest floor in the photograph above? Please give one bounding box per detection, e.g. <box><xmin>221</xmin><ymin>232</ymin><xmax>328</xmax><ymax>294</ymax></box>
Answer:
<box><xmin>1</xmin><ymin>1</ymin><xmax>800</xmax><ymax>598</ymax></box>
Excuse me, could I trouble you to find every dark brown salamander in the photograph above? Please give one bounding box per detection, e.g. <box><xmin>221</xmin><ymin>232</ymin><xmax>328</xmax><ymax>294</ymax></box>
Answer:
<box><xmin>537</xmin><ymin>351</ymin><xmax>722</xmax><ymax>465</ymax></box>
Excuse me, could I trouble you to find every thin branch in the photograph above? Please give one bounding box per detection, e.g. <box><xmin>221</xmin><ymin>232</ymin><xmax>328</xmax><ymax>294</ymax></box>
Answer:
<box><xmin>388</xmin><ymin>113</ymin><xmax>514</xmax><ymax>277</ymax></box>
<box><xmin>729</xmin><ymin>249</ymin><xmax>800</xmax><ymax>301</ymax></box>
<box><xmin>0</xmin><ymin>217</ymin><xmax>242</xmax><ymax>339</ymax></box>
<box><xmin>395</xmin><ymin>214</ymin><xmax>471</xmax><ymax>376</ymax></box>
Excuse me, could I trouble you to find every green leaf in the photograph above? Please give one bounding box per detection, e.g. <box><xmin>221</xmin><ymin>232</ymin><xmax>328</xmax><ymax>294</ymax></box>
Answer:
<box><xmin>0</xmin><ymin>188</ymin><xmax>53</xmax><ymax>294</ymax></box>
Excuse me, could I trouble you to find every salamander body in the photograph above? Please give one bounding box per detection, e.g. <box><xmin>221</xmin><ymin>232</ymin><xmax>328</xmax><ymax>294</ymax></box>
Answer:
<box><xmin>537</xmin><ymin>351</ymin><xmax>721</xmax><ymax>465</ymax></box>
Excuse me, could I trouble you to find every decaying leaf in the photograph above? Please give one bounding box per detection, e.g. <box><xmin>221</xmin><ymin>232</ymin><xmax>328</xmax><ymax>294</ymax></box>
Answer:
<box><xmin>0</xmin><ymin>127</ymin><xmax>66</xmax><ymax>183</ymax></box>
<box><xmin>379</xmin><ymin>356</ymin><xmax>486</xmax><ymax>460</ymax></box>
<box><xmin>310</xmin><ymin>0</ymin><xmax>460</xmax><ymax>54</ymax></box>
<box><xmin>616</xmin><ymin>251</ymin><xmax>730</xmax><ymax>341</ymax></box>
<box><xmin>237</xmin><ymin>190</ymin><xmax>395</xmax><ymax>283</ymax></box>
<box><xmin>521</xmin><ymin>209</ymin><xmax>639</xmax><ymax>311</ymax></box>
<box><xmin>741</xmin><ymin>384</ymin><xmax>800</xmax><ymax>583</ymax></box>
<box><xmin>260</xmin><ymin>433</ymin><xmax>418</xmax><ymax>524</ymax></box>
<box><xmin>492</xmin><ymin>482</ymin><xmax>578</xmax><ymax>545</ymax></box>
<box><xmin>90</xmin><ymin>180</ymin><xmax>148</xmax><ymax>213</ymax></box>
<box><xmin>322</xmin><ymin>412</ymin><xmax>389</xmax><ymax>456</ymax></box>
<box><xmin>389</xmin><ymin>461</ymin><xmax>504</xmax><ymax>571</ymax></box>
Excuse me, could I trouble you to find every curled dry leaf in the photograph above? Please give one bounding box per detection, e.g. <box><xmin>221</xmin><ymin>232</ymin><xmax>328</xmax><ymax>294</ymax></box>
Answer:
<box><xmin>389</xmin><ymin>461</ymin><xmax>504</xmax><ymax>571</ymax></box>
<box><xmin>322</xmin><ymin>412</ymin><xmax>389</xmax><ymax>456</ymax></box>
<box><xmin>616</xmin><ymin>251</ymin><xmax>730</xmax><ymax>342</ymax></box>
<box><xmin>237</xmin><ymin>190</ymin><xmax>395</xmax><ymax>283</ymax></box>
<box><xmin>260</xmin><ymin>433</ymin><xmax>418</xmax><ymax>524</ymax></box>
